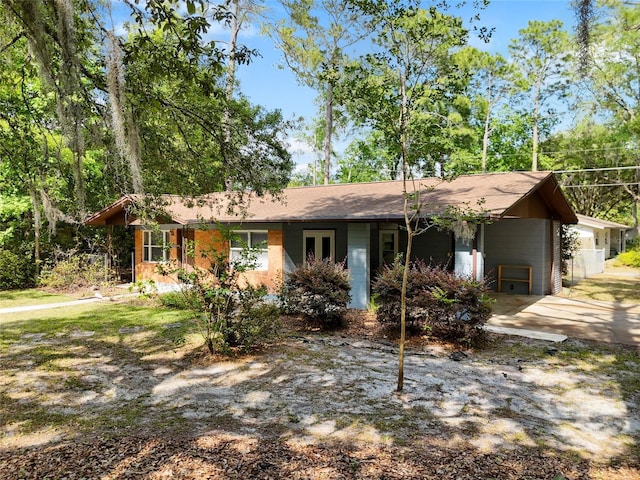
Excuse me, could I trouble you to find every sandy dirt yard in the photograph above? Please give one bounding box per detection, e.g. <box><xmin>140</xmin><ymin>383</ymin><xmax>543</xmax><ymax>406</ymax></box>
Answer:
<box><xmin>1</xmin><ymin>310</ymin><xmax>639</xmax><ymax>479</ymax></box>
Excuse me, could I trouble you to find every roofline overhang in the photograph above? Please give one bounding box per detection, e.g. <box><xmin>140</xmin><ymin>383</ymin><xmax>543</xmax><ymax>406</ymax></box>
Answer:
<box><xmin>500</xmin><ymin>172</ymin><xmax>578</xmax><ymax>224</ymax></box>
<box><xmin>83</xmin><ymin>194</ymin><xmax>188</xmax><ymax>226</ymax></box>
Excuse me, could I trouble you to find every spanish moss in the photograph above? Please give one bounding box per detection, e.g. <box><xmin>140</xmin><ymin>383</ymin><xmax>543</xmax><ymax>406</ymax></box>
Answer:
<box><xmin>106</xmin><ymin>31</ymin><xmax>144</xmax><ymax>194</ymax></box>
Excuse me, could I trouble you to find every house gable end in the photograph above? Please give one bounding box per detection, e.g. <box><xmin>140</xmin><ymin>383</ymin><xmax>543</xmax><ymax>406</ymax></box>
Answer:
<box><xmin>502</xmin><ymin>174</ymin><xmax>577</xmax><ymax>223</ymax></box>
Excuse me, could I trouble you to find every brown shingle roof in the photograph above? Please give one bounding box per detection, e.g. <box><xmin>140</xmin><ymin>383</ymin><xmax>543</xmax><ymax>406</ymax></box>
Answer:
<box><xmin>85</xmin><ymin>171</ymin><xmax>577</xmax><ymax>226</ymax></box>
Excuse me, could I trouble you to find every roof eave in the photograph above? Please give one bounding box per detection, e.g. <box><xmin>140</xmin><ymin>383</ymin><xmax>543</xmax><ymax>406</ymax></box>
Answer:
<box><xmin>500</xmin><ymin>172</ymin><xmax>578</xmax><ymax>224</ymax></box>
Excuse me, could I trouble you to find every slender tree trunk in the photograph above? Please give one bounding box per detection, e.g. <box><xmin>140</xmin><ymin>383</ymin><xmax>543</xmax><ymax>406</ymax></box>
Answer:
<box><xmin>323</xmin><ymin>81</ymin><xmax>334</xmax><ymax>185</ymax></box>
<box><xmin>28</xmin><ymin>182</ymin><xmax>42</xmax><ymax>275</ymax></box>
<box><xmin>633</xmin><ymin>198</ymin><xmax>639</xmax><ymax>239</ymax></box>
<box><xmin>481</xmin><ymin>106</ymin><xmax>491</xmax><ymax>173</ymax></box>
<box><xmin>532</xmin><ymin>91</ymin><xmax>540</xmax><ymax>172</ymax></box>
<box><xmin>397</xmin><ymin>225</ymin><xmax>413</xmax><ymax>392</ymax></box>
<box><xmin>397</xmin><ymin>62</ymin><xmax>410</xmax><ymax>393</ymax></box>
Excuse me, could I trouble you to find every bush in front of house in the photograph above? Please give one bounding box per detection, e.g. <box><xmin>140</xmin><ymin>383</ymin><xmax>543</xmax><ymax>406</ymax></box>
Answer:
<box><xmin>280</xmin><ymin>256</ymin><xmax>351</xmax><ymax>325</ymax></box>
<box><xmin>0</xmin><ymin>249</ymin><xmax>35</xmax><ymax>289</ymax></box>
<box><xmin>372</xmin><ymin>259</ymin><xmax>493</xmax><ymax>345</ymax></box>
<box><xmin>38</xmin><ymin>251</ymin><xmax>114</xmax><ymax>290</ymax></box>
<box><xmin>225</xmin><ymin>284</ymin><xmax>281</xmax><ymax>350</ymax></box>
<box><xmin>157</xmin><ymin>235</ymin><xmax>281</xmax><ymax>354</ymax></box>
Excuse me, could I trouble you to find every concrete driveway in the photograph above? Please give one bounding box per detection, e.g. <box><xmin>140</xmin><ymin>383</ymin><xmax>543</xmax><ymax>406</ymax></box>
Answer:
<box><xmin>488</xmin><ymin>293</ymin><xmax>640</xmax><ymax>347</ymax></box>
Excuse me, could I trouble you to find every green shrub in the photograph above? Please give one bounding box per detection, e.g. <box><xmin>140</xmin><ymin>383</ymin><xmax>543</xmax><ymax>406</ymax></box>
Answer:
<box><xmin>172</xmin><ymin>269</ymin><xmax>281</xmax><ymax>354</ymax></box>
<box><xmin>38</xmin><ymin>251</ymin><xmax>114</xmax><ymax>290</ymax></box>
<box><xmin>158</xmin><ymin>231</ymin><xmax>281</xmax><ymax>354</ymax></box>
<box><xmin>0</xmin><ymin>249</ymin><xmax>35</xmax><ymax>290</ymax></box>
<box><xmin>616</xmin><ymin>249</ymin><xmax>640</xmax><ymax>268</ymax></box>
<box><xmin>372</xmin><ymin>259</ymin><xmax>493</xmax><ymax>345</ymax></box>
<box><xmin>128</xmin><ymin>279</ymin><xmax>157</xmax><ymax>298</ymax></box>
<box><xmin>223</xmin><ymin>285</ymin><xmax>281</xmax><ymax>350</ymax></box>
<box><xmin>280</xmin><ymin>256</ymin><xmax>351</xmax><ymax>324</ymax></box>
<box><xmin>159</xmin><ymin>291</ymin><xmax>192</xmax><ymax>309</ymax></box>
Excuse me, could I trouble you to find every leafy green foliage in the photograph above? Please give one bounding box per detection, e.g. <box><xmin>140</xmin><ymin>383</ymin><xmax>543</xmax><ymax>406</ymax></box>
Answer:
<box><xmin>544</xmin><ymin>123</ymin><xmax>636</xmax><ymax>220</ymax></box>
<box><xmin>508</xmin><ymin>19</ymin><xmax>572</xmax><ymax>172</ymax></box>
<box><xmin>336</xmin><ymin>132</ymin><xmax>402</xmax><ymax>182</ymax></box>
<box><xmin>128</xmin><ymin>280</ymin><xmax>158</xmax><ymax>299</ymax></box>
<box><xmin>372</xmin><ymin>259</ymin><xmax>493</xmax><ymax>345</ymax></box>
<box><xmin>267</xmin><ymin>0</ymin><xmax>364</xmax><ymax>185</ymax></box>
<box><xmin>616</xmin><ymin>249</ymin><xmax>640</xmax><ymax>268</ymax></box>
<box><xmin>157</xmin><ymin>231</ymin><xmax>280</xmax><ymax>354</ymax></box>
<box><xmin>343</xmin><ymin>2</ymin><xmax>470</xmax><ymax>177</ymax></box>
<box><xmin>159</xmin><ymin>291</ymin><xmax>192</xmax><ymax>310</ymax></box>
<box><xmin>0</xmin><ymin>249</ymin><xmax>35</xmax><ymax>290</ymax></box>
<box><xmin>0</xmin><ymin>0</ymin><xmax>293</xmax><ymax>278</ymax></box>
<box><xmin>38</xmin><ymin>252</ymin><xmax>114</xmax><ymax>290</ymax></box>
<box><xmin>280</xmin><ymin>256</ymin><xmax>351</xmax><ymax>325</ymax></box>
<box><xmin>562</xmin><ymin>224</ymin><xmax>581</xmax><ymax>276</ymax></box>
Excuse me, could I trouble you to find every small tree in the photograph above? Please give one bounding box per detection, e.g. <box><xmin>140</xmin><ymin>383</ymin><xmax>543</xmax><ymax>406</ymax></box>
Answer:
<box><xmin>344</xmin><ymin>0</ymin><xmax>488</xmax><ymax>391</ymax></box>
<box><xmin>561</xmin><ymin>224</ymin><xmax>580</xmax><ymax>277</ymax></box>
<box><xmin>158</xmin><ymin>228</ymin><xmax>280</xmax><ymax>354</ymax></box>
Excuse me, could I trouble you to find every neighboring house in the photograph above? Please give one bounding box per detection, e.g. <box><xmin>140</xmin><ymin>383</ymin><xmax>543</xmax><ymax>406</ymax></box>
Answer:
<box><xmin>573</xmin><ymin>214</ymin><xmax>630</xmax><ymax>259</ymax></box>
<box><xmin>85</xmin><ymin>171</ymin><xmax>577</xmax><ymax>308</ymax></box>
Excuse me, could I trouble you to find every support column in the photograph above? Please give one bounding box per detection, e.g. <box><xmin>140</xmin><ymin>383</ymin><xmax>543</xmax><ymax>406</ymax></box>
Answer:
<box><xmin>347</xmin><ymin>223</ymin><xmax>370</xmax><ymax>310</ymax></box>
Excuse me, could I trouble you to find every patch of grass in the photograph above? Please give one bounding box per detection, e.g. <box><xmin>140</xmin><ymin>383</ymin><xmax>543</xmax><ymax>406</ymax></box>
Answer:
<box><xmin>565</xmin><ymin>275</ymin><xmax>640</xmax><ymax>303</ymax></box>
<box><xmin>559</xmin><ymin>343</ymin><xmax>639</xmax><ymax>368</ymax></box>
<box><xmin>63</xmin><ymin>375</ymin><xmax>89</xmax><ymax>390</ymax></box>
<box><xmin>0</xmin><ymin>302</ymin><xmax>192</xmax><ymax>343</ymax></box>
<box><xmin>481</xmin><ymin>337</ymin><xmax>549</xmax><ymax>361</ymax></box>
<box><xmin>0</xmin><ymin>289</ymin><xmax>74</xmax><ymax>309</ymax></box>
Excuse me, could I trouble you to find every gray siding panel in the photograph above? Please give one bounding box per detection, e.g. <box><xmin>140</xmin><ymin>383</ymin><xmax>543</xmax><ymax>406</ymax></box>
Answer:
<box><xmin>485</xmin><ymin>219</ymin><xmax>551</xmax><ymax>295</ymax></box>
<box><xmin>408</xmin><ymin>229</ymin><xmax>452</xmax><ymax>268</ymax></box>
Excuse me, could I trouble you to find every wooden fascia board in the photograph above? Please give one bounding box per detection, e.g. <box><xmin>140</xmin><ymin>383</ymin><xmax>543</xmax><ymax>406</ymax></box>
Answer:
<box><xmin>84</xmin><ymin>196</ymin><xmax>133</xmax><ymax>226</ymax></box>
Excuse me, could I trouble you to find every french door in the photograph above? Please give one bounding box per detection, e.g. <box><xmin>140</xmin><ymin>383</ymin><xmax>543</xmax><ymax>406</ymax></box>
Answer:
<box><xmin>303</xmin><ymin>230</ymin><xmax>335</xmax><ymax>264</ymax></box>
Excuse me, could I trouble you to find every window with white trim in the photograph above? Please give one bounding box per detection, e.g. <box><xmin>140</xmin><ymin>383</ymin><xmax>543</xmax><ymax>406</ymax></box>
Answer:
<box><xmin>229</xmin><ymin>231</ymin><xmax>269</xmax><ymax>270</ymax></box>
<box><xmin>379</xmin><ymin>229</ymin><xmax>398</xmax><ymax>265</ymax></box>
<box><xmin>143</xmin><ymin>230</ymin><xmax>171</xmax><ymax>262</ymax></box>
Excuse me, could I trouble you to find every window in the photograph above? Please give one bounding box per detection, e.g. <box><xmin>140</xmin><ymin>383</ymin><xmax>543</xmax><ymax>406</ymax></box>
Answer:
<box><xmin>143</xmin><ymin>230</ymin><xmax>171</xmax><ymax>262</ymax></box>
<box><xmin>303</xmin><ymin>230</ymin><xmax>335</xmax><ymax>264</ymax></box>
<box><xmin>229</xmin><ymin>231</ymin><xmax>269</xmax><ymax>270</ymax></box>
<box><xmin>379</xmin><ymin>230</ymin><xmax>398</xmax><ymax>265</ymax></box>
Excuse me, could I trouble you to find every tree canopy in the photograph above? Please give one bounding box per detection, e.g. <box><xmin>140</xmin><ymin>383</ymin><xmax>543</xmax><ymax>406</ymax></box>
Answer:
<box><xmin>0</xmin><ymin>0</ymin><xmax>294</xmax><ymax>277</ymax></box>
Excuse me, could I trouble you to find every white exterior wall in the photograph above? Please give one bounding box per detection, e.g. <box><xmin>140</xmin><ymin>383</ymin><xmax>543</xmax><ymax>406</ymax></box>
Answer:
<box><xmin>453</xmin><ymin>224</ymin><xmax>485</xmax><ymax>281</ymax></box>
<box><xmin>574</xmin><ymin>225</ymin><xmax>596</xmax><ymax>250</ymax></box>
